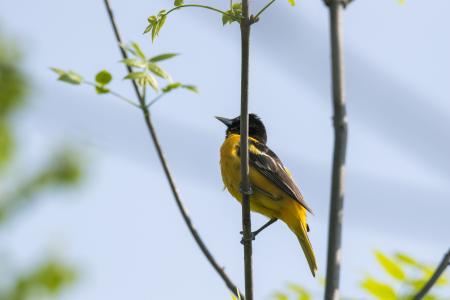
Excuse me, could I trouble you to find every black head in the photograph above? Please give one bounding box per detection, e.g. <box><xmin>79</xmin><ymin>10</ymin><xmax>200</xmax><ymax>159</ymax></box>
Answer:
<box><xmin>215</xmin><ymin>113</ymin><xmax>267</xmax><ymax>144</ymax></box>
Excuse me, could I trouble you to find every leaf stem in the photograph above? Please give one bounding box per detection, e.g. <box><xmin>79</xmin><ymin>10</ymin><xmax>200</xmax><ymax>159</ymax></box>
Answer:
<box><xmin>165</xmin><ymin>4</ymin><xmax>242</xmax><ymax>21</ymax></box>
<box><xmin>253</xmin><ymin>0</ymin><xmax>276</xmax><ymax>20</ymax></box>
<box><xmin>146</xmin><ymin>93</ymin><xmax>166</xmax><ymax>108</ymax></box>
<box><xmin>84</xmin><ymin>81</ymin><xmax>141</xmax><ymax>109</ymax></box>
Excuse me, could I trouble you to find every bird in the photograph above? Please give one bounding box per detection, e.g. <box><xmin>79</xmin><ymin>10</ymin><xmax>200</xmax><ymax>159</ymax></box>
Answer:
<box><xmin>216</xmin><ymin>113</ymin><xmax>317</xmax><ymax>276</ymax></box>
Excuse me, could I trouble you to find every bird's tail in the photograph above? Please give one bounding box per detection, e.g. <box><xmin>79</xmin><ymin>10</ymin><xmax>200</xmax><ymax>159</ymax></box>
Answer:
<box><xmin>284</xmin><ymin>205</ymin><xmax>318</xmax><ymax>277</ymax></box>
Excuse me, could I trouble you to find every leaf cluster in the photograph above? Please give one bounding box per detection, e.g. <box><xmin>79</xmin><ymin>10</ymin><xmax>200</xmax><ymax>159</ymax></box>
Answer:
<box><xmin>222</xmin><ymin>3</ymin><xmax>243</xmax><ymax>25</ymax></box>
<box><xmin>144</xmin><ymin>10</ymin><xmax>167</xmax><ymax>42</ymax></box>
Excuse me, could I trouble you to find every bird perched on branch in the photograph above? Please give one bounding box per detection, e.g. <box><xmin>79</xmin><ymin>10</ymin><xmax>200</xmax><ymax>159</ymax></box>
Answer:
<box><xmin>216</xmin><ymin>114</ymin><xmax>317</xmax><ymax>276</ymax></box>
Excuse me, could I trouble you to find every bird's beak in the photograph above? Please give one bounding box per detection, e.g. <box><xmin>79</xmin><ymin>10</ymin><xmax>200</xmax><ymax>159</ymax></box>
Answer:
<box><xmin>215</xmin><ymin>116</ymin><xmax>233</xmax><ymax>127</ymax></box>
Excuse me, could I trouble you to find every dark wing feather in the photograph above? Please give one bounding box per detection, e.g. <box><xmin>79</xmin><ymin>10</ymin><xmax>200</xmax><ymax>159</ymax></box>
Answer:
<box><xmin>244</xmin><ymin>140</ymin><xmax>313</xmax><ymax>213</ymax></box>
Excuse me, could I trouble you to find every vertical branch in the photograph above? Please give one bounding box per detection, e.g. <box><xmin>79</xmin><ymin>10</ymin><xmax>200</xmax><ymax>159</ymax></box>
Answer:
<box><xmin>102</xmin><ymin>0</ymin><xmax>244</xmax><ymax>299</ymax></box>
<box><xmin>413</xmin><ymin>249</ymin><xmax>450</xmax><ymax>300</ymax></box>
<box><xmin>239</xmin><ymin>0</ymin><xmax>253</xmax><ymax>299</ymax></box>
<box><xmin>324</xmin><ymin>0</ymin><xmax>348</xmax><ymax>299</ymax></box>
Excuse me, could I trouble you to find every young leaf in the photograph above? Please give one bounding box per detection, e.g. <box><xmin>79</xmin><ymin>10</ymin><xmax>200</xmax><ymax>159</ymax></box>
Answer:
<box><xmin>395</xmin><ymin>252</ymin><xmax>421</xmax><ymax>267</ymax></box>
<box><xmin>375</xmin><ymin>251</ymin><xmax>406</xmax><ymax>281</ymax></box>
<box><xmin>287</xmin><ymin>283</ymin><xmax>311</xmax><ymax>300</ymax></box>
<box><xmin>58</xmin><ymin>71</ymin><xmax>83</xmax><ymax>85</ymax></box>
<box><xmin>131</xmin><ymin>42</ymin><xmax>146</xmax><ymax>60</ymax></box>
<box><xmin>95</xmin><ymin>86</ymin><xmax>110</xmax><ymax>94</ymax></box>
<box><xmin>121</xmin><ymin>58</ymin><xmax>147</xmax><ymax>68</ymax></box>
<box><xmin>162</xmin><ymin>82</ymin><xmax>182</xmax><ymax>93</ymax></box>
<box><xmin>50</xmin><ymin>67</ymin><xmax>66</xmax><ymax>76</ymax></box>
<box><xmin>144</xmin><ymin>74</ymin><xmax>159</xmax><ymax>92</ymax></box>
<box><xmin>147</xmin><ymin>63</ymin><xmax>171</xmax><ymax>81</ymax></box>
<box><xmin>174</xmin><ymin>0</ymin><xmax>184</xmax><ymax>6</ymax></box>
<box><xmin>288</xmin><ymin>0</ymin><xmax>296</xmax><ymax>6</ymax></box>
<box><xmin>119</xmin><ymin>43</ymin><xmax>137</xmax><ymax>56</ymax></box>
<box><xmin>182</xmin><ymin>85</ymin><xmax>198</xmax><ymax>93</ymax></box>
<box><xmin>361</xmin><ymin>278</ymin><xmax>397</xmax><ymax>300</ymax></box>
<box><xmin>149</xmin><ymin>53</ymin><xmax>179</xmax><ymax>63</ymax></box>
<box><xmin>272</xmin><ymin>292</ymin><xmax>289</xmax><ymax>300</ymax></box>
<box><xmin>95</xmin><ymin>70</ymin><xmax>112</xmax><ymax>85</ymax></box>
<box><xmin>124</xmin><ymin>72</ymin><xmax>148</xmax><ymax>80</ymax></box>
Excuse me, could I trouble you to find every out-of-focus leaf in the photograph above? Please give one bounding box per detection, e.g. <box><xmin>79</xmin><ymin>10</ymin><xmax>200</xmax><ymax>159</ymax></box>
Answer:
<box><xmin>149</xmin><ymin>53</ymin><xmax>179</xmax><ymax>63</ymax></box>
<box><xmin>361</xmin><ymin>278</ymin><xmax>397</xmax><ymax>300</ymax></box>
<box><xmin>95</xmin><ymin>86</ymin><xmax>110</xmax><ymax>94</ymax></box>
<box><xmin>119</xmin><ymin>43</ymin><xmax>137</xmax><ymax>55</ymax></box>
<box><xmin>124</xmin><ymin>72</ymin><xmax>148</xmax><ymax>80</ymax></box>
<box><xmin>0</xmin><ymin>122</ymin><xmax>14</xmax><ymax>168</ymax></box>
<box><xmin>162</xmin><ymin>82</ymin><xmax>182</xmax><ymax>93</ymax></box>
<box><xmin>95</xmin><ymin>70</ymin><xmax>112</xmax><ymax>85</ymax></box>
<box><xmin>395</xmin><ymin>252</ymin><xmax>420</xmax><ymax>267</ymax></box>
<box><xmin>147</xmin><ymin>63</ymin><xmax>171</xmax><ymax>81</ymax></box>
<box><xmin>287</xmin><ymin>283</ymin><xmax>311</xmax><ymax>300</ymax></box>
<box><xmin>49</xmin><ymin>67</ymin><xmax>65</xmax><ymax>76</ymax></box>
<box><xmin>288</xmin><ymin>0</ymin><xmax>296</xmax><ymax>6</ymax></box>
<box><xmin>57</xmin><ymin>70</ymin><xmax>83</xmax><ymax>85</ymax></box>
<box><xmin>120</xmin><ymin>58</ymin><xmax>147</xmax><ymax>68</ymax></box>
<box><xmin>272</xmin><ymin>292</ymin><xmax>289</xmax><ymax>300</ymax></box>
<box><xmin>174</xmin><ymin>0</ymin><xmax>184</xmax><ymax>6</ymax></box>
<box><xmin>375</xmin><ymin>251</ymin><xmax>406</xmax><ymax>280</ymax></box>
<box><xmin>131</xmin><ymin>42</ymin><xmax>146</xmax><ymax>60</ymax></box>
<box><xmin>182</xmin><ymin>84</ymin><xmax>198</xmax><ymax>93</ymax></box>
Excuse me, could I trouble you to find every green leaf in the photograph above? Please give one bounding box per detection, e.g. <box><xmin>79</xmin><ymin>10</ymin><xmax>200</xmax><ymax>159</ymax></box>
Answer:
<box><xmin>50</xmin><ymin>67</ymin><xmax>66</xmax><ymax>76</ymax></box>
<box><xmin>375</xmin><ymin>251</ymin><xmax>406</xmax><ymax>280</ymax></box>
<box><xmin>0</xmin><ymin>122</ymin><xmax>14</xmax><ymax>168</ymax></box>
<box><xmin>222</xmin><ymin>14</ymin><xmax>232</xmax><ymax>25</ymax></box>
<box><xmin>395</xmin><ymin>252</ymin><xmax>420</xmax><ymax>266</ymax></box>
<box><xmin>361</xmin><ymin>278</ymin><xmax>397</xmax><ymax>300</ymax></box>
<box><xmin>95</xmin><ymin>70</ymin><xmax>112</xmax><ymax>85</ymax></box>
<box><xmin>58</xmin><ymin>71</ymin><xmax>83</xmax><ymax>85</ymax></box>
<box><xmin>144</xmin><ymin>74</ymin><xmax>159</xmax><ymax>92</ymax></box>
<box><xmin>174</xmin><ymin>0</ymin><xmax>184</xmax><ymax>6</ymax></box>
<box><xmin>131</xmin><ymin>42</ymin><xmax>146</xmax><ymax>60</ymax></box>
<box><xmin>182</xmin><ymin>84</ymin><xmax>198</xmax><ymax>93</ymax></box>
<box><xmin>272</xmin><ymin>292</ymin><xmax>289</xmax><ymax>300</ymax></box>
<box><xmin>149</xmin><ymin>53</ymin><xmax>179</xmax><ymax>63</ymax></box>
<box><xmin>162</xmin><ymin>82</ymin><xmax>182</xmax><ymax>93</ymax></box>
<box><xmin>124</xmin><ymin>72</ymin><xmax>148</xmax><ymax>80</ymax></box>
<box><xmin>95</xmin><ymin>86</ymin><xmax>110</xmax><ymax>94</ymax></box>
<box><xmin>288</xmin><ymin>0</ymin><xmax>296</xmax><ymax>6</ymax></box>
<box><xmin>120</xmin><ymin>58</ymin><xmax>147</xmax><ymax>68</ymax></box>
<box><xmin>147</xmin><ymin>63</ymin><xmax>171</xmax><ymax>81</ymax></box>
<box><xmin>287</xmin><ymin>283</ymin><xmax>311</xmax><ymax>300</ymax></box>
<box><xmin>119</xmin><ymin>43</ymin><xmax>136</xmax><ymax>55</ymax></box>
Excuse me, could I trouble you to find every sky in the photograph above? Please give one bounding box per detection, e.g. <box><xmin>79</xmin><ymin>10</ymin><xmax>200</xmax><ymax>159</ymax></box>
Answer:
<box><xmin>1</xmin><ymin>0</ymin><xmax>449</xmax><ymax>299</ymax></box>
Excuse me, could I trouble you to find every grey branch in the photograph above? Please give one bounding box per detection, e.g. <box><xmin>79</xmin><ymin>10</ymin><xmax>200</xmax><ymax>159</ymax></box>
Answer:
<box><xmin>324</xmin><ymin>0</ymin><xmax>348</xmax><ymax>299</ymax></box>
<box><xmin>413</xmin><ymin>249</ymin><xmax>450</xmax><ymax>300</ymax></box>
<box><xmin>101</xmin><ymin>1</ymin><xmax>244</xmax><ymax>299</ymax></box>
<box><xmin>239</xmin><ymin>0</ymin><xmax>254</xmax><ymax>300</ymax></box>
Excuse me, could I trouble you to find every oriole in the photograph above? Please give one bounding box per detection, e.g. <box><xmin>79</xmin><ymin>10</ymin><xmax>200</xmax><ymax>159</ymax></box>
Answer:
<box><xmin>216</xmin><ymin>114</ymin><xmax>317</xmax><ymax>276</ymax></box>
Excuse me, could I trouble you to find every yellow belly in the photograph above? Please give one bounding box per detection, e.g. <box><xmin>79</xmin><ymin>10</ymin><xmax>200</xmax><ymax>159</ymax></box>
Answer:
<box><xmin>219</xmin><ymin>134</ymin><xmax>306</xmax><ymax>222</ymax></box>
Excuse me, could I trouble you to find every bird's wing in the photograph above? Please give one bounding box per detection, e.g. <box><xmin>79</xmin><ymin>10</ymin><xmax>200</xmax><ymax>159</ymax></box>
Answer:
<box><xmin>242</xmin><ymin>140</ymin><xmax>313</xmax><ymax>213</ymax></box>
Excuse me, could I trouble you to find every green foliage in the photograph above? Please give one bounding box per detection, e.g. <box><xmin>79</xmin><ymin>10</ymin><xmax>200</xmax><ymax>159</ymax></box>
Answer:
<box><xmin>222</xmin><ymin>3</ymin><xmax>242</xmax><ymax>25</ymax></box>
<box><xmin>144</xmin><ymin>10</ymin><xmax>167</xmax><ymax>42</ymax></box>
<box><xmin>270</xmin><ymin>251</ymin><xmax>449</xmax><ymax>300</ymax></box>
<box><xmin>1</xmin><ymin>34</ymin><xmax>82</xmax><ymax>300</ymax></box>
<box><xmin>272</xmin><ymin>283</ymin><xmax>312</xmax><ymax>300</ymax></box>
<box><xmin>0</xmin><ymin>260</ymin><xmax>76</xmax><ymax>300</ymax></box>
<box><xmin>174</xmin><ymin>0</ymin><xmax>184</xmax><ymax>6</ymax></box>
<box><xmin>287</xmin><ymin>0</ymin><xmax>296</xmax><ymax>6</ymax></box>
<box><xmin>51</xmin><ymin>42</ymin><xmax>197</xmax><ymax>107</ymax></box>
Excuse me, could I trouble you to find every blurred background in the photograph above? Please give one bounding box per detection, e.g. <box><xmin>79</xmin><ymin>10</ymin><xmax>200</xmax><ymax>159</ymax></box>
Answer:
<box><xmin>0</xmin><ymin>0</ymin><xmax>449</xmax><ymax>299</ymax></box>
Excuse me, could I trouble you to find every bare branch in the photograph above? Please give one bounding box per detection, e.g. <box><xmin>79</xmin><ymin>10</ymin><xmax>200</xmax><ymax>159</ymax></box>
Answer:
<box><xmin>239</xmin><ymin>0</ymin><xmax>254</xmax><ymax>299</ymax></box>
<box><xmin>101</xmin><ymin>1</ymin><xmax>244</xmax><ymax>298</ymax></box>
<box><xmin>324</xmin><ymin>0</ymin><xmax>348</xmax><ymax>299</ymax></box>
<box><xmin>413</xmin><ymin>249</ymin><xmax>450</xmax><ymax>300</ymax></box>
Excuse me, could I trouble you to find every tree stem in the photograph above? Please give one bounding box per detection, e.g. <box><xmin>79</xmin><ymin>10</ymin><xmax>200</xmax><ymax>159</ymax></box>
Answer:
<box><xmin>324</xmin><ymin>1</ymin><xmax>348</xmax><ymax>300</ymax></box>
<box><xmin>413</xmin><ymin>249</ymin><xmax>450</xmax><ymax>300</ymax></box>
<box><xmin>239</xmin><ymin>0</ymin><xmax>253</xmax><ymax>299</ymax></box>
<box><xmin>102</xmin><ymin>0</ymin><xmax>244</xmax><ymax>298</ymax></box>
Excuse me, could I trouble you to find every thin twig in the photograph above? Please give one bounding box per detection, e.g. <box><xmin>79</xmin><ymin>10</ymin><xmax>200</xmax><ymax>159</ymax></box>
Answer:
<box><xmin>101</xmin><ymin>0</ymin><xmax>244</xmax><ymax>299</ymax></box>
<box><xmin>239</xmin><ymin>0</ymin><xmax>253</xmax><ymax>299</ymax></box>
<box><xmin>146</xmin><ymin>93</ymin><xmax>166</xmax><ymax>108</ymax></box>
<box><xmin>324</xmin><ymin>0</ymin><xmax>348</xmax><ymax>299</ymax></box>
<box><xmin>84</xmin><ymin>81</ymin><xmax>141</xmax><ymax>108</ymax></box>
<box><xmin>413</xmin><ymin>249</ymin><xmax>450</xmax><ymax>300</ymax></box>
<box><xmin>165</xmin><ymin>4</ymin><xmax>242</xmax><ymax>22</ymax></box>
<box><xmin>253</xmin><ymin>0</ymin><xmax>276</xmax><ymax>21</ymax></box>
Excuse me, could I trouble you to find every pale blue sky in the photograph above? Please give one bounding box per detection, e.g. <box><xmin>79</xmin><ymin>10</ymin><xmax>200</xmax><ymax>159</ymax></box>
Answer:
<box><xmin>1</xmin><ymin>0</ymin><xmax>449</xmax><ymax>299</ymax></box>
